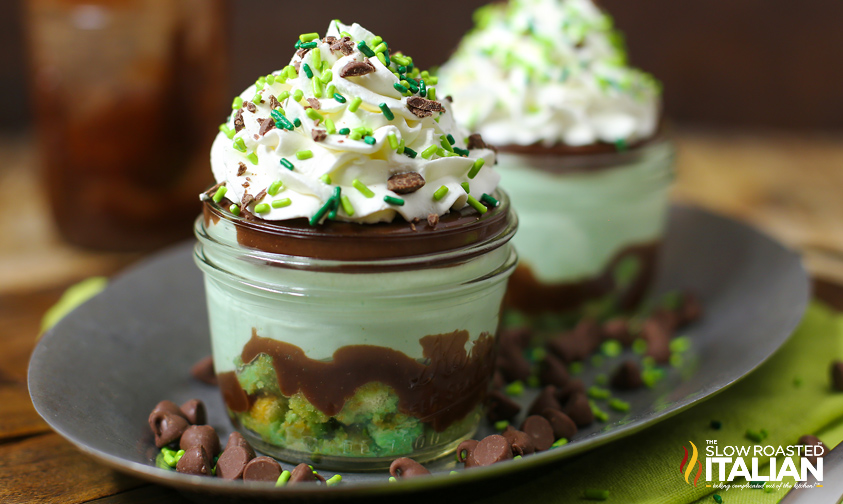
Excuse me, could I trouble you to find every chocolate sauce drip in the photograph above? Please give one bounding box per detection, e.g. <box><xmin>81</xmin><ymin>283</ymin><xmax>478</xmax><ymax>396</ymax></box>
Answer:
<box><xmin>218</xmin><ymin>371</ymin><xmax>252</xmax><ymax>413</ymax></box>
<box><xmin>505</xmin><ymin>242</ymin><xmax>660</xmax><ymax>314</ymax></box>
<box><xmin>234</xmin><ymin>329</ymin><xmax>496</xmax><ymax>431</ymax></box>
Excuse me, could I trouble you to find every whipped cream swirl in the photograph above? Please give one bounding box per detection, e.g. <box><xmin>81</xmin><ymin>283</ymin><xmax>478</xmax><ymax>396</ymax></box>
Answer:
<box><xmin>438</xmin><ymin>0</ymin><xmax>661</xmax><ymax>148</ymax></box>
<box><xmin>206</xmin><ymin>21</ymin><xmax>498</xmax><ymax>224</ymax></box>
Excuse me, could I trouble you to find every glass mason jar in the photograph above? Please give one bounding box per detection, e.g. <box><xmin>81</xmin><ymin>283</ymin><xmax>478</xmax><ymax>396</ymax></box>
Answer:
<box><xmin>193</xmin><ymin>191</ymin><xmax>517</xmax><ymax>470</ymax></box>
<box><xmin>498</xmin><ymin>138</ymin><xmax>674</xmax><ymax>319</ymax></box>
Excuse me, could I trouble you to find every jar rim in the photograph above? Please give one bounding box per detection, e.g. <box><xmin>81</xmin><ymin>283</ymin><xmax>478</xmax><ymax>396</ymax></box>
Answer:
<box><xmin>196</xmin><ymin>188</ymin><xmax>517</xmax><ymax>272</ymax></box>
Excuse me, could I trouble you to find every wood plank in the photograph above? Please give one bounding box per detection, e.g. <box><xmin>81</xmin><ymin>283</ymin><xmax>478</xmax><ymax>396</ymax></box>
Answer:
<box><xmin>0</xmin><ymin>384</ymin><xmax>50</xmax><ymax>442</ymax></box>
<box><xmin>84</xmin><ymin>485</ymin><xmax>190</xmax><ymax>504</ymax></box>
<box><xmin>0</xmin><ymin>433</ymin><xmax>145</xmax><ymax>504</ymax></box>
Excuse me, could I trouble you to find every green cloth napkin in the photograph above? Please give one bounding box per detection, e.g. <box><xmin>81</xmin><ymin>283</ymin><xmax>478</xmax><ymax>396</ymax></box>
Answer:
<box><xmin>487</xmin><ymin>301</ymin><xmax>843</xmax><ymax>504</ymax></box>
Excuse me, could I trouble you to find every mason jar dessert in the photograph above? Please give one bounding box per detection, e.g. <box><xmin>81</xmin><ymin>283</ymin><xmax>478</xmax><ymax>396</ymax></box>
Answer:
<box><xmin>440</xmin><ymin>0</ymin><xmax>673</xmax><ymax>317</ymax></box>
<box><xmin>194</xmin><ymin>21</ymin><xmax>517</xmax><ymax>470</ymax></box>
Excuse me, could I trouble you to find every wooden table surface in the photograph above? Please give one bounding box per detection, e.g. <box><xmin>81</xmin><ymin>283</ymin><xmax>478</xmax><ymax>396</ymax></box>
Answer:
<box><xmin>1</xmin><ymin>129</ymin><xmax>841</xmax><ymax>503</ymax></box>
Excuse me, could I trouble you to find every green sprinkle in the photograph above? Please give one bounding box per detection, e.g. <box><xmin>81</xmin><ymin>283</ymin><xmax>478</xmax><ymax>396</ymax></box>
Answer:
<box><xmin>713</xmin><ymin>495</ymin><xmax>722</xmax><ymax>503</ymax></box>
<box><xmin>370</xmin><ymin>35</ymin><xmax>383</xmax><ymax>46</ymax></box>
<box><xmin>252</xmin><ymin>93</ymin><xmax>262</xmax><ymax>104</ymax></box>
<box><xmin>285</xmin><ymin>66</ymin><xmax>298</xmax><ymax>80</ymax></box>
<box><xmin>229</xmin><ymin>204</ymin><xmax>240</xmax><ymax>216</ymax></box>
<box><xmin>595</xmin><ymin>373</ymin><xmax>608</xmax><ymax>385</ymax></box>
<box><xmin>453</xmin><ymin>147</ymin><xmax>469</xmax><ymax>156</ymax></box>
<box><xmin>384</xmin><ymin>195</ymin><xmax>404</xmax><ymax>206</ymax></box>
<box><xmin>632</xmin><ymin>339</ymin><xmax>648</xmax><ymax>355</ymax></box>
<box><xmin>387</xmin><ymin>133</ymin><xmax>399</xmax><ymax>150</ymax></box>
<box><xmin>310</xmin><ymin>198</ymin><xmax>334</xmax><ymax>226</ymax></box>
<box><xmin>504</xmin><ymin>380</ymin><xmax>524</xmax><ymax>397</ymax></box>
<box><xmin>569</xmin><ymin>362</ymin><xmax>584</xmax><ymax>375</ymax></box>
<box><xmin>320</xmin><ymin>174</ymin><xmax>332</xmax><ymax>184</ymax></box>
<box><xmin>445</xmin><ymin>134</ymin><xmax>456</xmax><ymax>145</ymax></box>
<box><xmin>312</xmin><ymin>78</ymin><xmax>323</xmax><ymax>98</ymax></box>
<box><xmin>340</xmin><ymin>195</ymin><xmax>354</xmax><ymax>216</ymax></box>
<box><xmin>302</xmin><ymin>63</ymin><xmax>314</xmax><ymax>79</ymax></box>
<box><xmin>669</xmin><ymin>336</ymin><xmax>692</xmax><ymax>353</ymax></box>
<box><xmin>352</xmin><ymin>179</ymin><xmax>374</xmax><ymax>198</ymax></box>
<box><xmin>292</xmin><ymin>89</ymin><xmax>304</xmax><ymax>102</ymax></box>
<box><xmin>427</xmin><ymin>87</ymin><xmax>437</xmax><ymax>101</ymax></box>
<box><xmin>357</xmin><ymin>41</ymin><xmax>375</xmax><ymax>57</ymax></box>
<box><xmin>333</xmin><ymin>92</ymin><xmax>347</xmax><ymax>103</ymax></box>
<box><xmin>388</xmin><ymin>476</ymin><xmax>397</xmax><ymax>483</ymax></box>
<box><xmin>266</xmin><ymin>74</ymin><xmax>275</xmax><ymax>85</ymax></box>
<box><xmin>299</xmin><ymin>41</ymin><xmax>317</xmax><ymax>50</ymax></box>
<box><xmin>339</xmin><ymin>31</ymin><xmax>352</xmax><ymax>38</ymax></box>
<box><xmin>246</xmin><ymin>152</ymin><xmax>259</xmax><ymax>165</ymax></box>
<box><xmin>320</xmin><ymin>70</ymin><xmax>333</xmax><ymax>84</ymax></box>
<box><xmin>299</xmin><ymin>32</ymin><xmax>319</xmax><ymax>43</ymax></box>
<box><xmin>233</xmin><ymin>138</ymin><xmax>247</xmax><ymax>152</ymax></box>
<box><xmin>255</xmin><ymin>77</ymin><xmax>265</xmax><ymax>91</ymax></box>
<box><xmin>280</xmin><ymin>158</ymin><xmax>294</xmax><ymax>171</ymax></box>
<box><xmin>493</xmin><ymin>420</ymin><xmax>509</xmax><ymax>431</ymax></box>
<box><xmin>466</xmin><ymin>195</ymin><xmax>487</xmax><ymax>214</ymax></box>
<box><xmin>363</xmin><ymin>135</ymin><xmax>376</xmax><ymax>145</ymax></box>
<box><xmin>311</xmin><ymin>48</ymin><xmax>322</xmax><ymax>68</ymax></box>
<box><xmin>393</xmin><ymin>82</ymin><xmax>409</xmax><ymax>94</ymax></box>
<box><xmin>419</xmin><ymin>79</ymin><xmax>427</xmax><ymax>97</ymax></box>
<box><xmin>296</xmin><ymin>150</ymin><xmax>313</xmax><ymax>160</ymax></box>
<box><xmin>212</xmin><ymin>186</ymin><xmax>228</xmax><ymax>203</ymax></box>
<box><xmin>421</xmin><ymin>145</ymin><xmax>438</xmax><ymax>159</ymax></box>
<box><xmin>348</xmin><ymin>96</ymin><xmax>362</xmax><ymax>113</ymax></box>
<box><xmin>527</xmin><ymin>376</ymin><xmax>541</xmax><ymax>388</ymax></box>
<box><xmin>440</xmin><ymin>135</ymin><xmax>454</xmax><ymax>152</ymax></box>
<box><xmin>601</xmin><ymin>340</ymin><xmax>623</xmax><ymax>357</ymax></box>
<box><xmin>306</xmin><ymin>108</ymin><xmax>324</xmax><ymax>122</ymax></box>
<box><xmin>404</xmin><ymin>146</ymin><xmax>418</xmax><ymax>158</ymax></box>
<box><xmin>232</xmin><ymin>96</ymin><xmax>243</xmax><ymax>109</ymax></box>
<box><xmin>641</xmin><ymin>367</ymin><xmax>664</xmax><ymax>387</ymax></box>
<box><xmin>273</xmin><ymin>110</ymin><xmax>294</xmax><ymax>130</ymax></box>
<box><xmin>584</xmin><ymin>489</ymin><xmax>610</xmax><ymax>501</ymax></box>
<box><xmin>669</xmin><ymin>354</ymin><xmax>684</xmax><ymax>368</ymax></box>
<box><xmin>379</xmin><ymin>103</ymin><xmax>395</xmax><ymax>120</ymax></box>
<box><xmin>615</xmin><ymin>138</ymin><xmax>628</xmax><ymax>152</ymax></box>
<box><xmin>793</xmin><ymin>376</ymin><xmax>803</xmax><ymax>387</ymax></box>
<box><xmin>480</xmin><ymin>193</ymin><xmax>499</xmax><ymax>207</ymax></box>
<box><xmin>551</xmin><ymin>438</ymin><xmax>569</xmax><ymax>448</ymax></box>
<box><xmin>326</xmin><ymin>474</ymin><xmax>342</xmax><ymax>486</ymax></box>
<box><xmin>271</xmin><ymin>198</ymin><xmax>291</xmax><ymax>209</ymax></box>
<box><xmin>254</xmin><ymin>203</ymin><xmax>270</xmax><ymax>214</ymax></box>
<box><xmin>591</xmin><ymin>402</ymin><xmax>609</xmax><ymax>422</ymax></box>
<box><xmin>219</xmin><ymin>124</ymin><xmax>235</xmax><ymax>139</ymax></box>
<box><xmin>588</xmin><ymin>386</ymin><xmax>611</xmax><ymax>400</ymax></box>
<box><xmin>276</xmin><ymin>470</ymin><xmax>291</xmax><ymax>487</ymax></box>
<box><xmin>609</xmin><ymin>398</ymin><xmax>630</xmax><ymax>412</ymax></box>
<box><xmin>293</xmin><ymin>117</ymin><xmax>302</xmax><ymax>128</ymax></box>
<box><xmin>349</xmin><ymin>128</ymin><xmax>363</xmax><ymax>141</ymax></box>
<box><xmin>512</xmin><ymin>455</ymin><xmax>522</xmax><ymax>460</ymax></box>
<box><xmin>373</xmin><ymin>42</ymin><xmax>388</xmax><ymax>54</ymax></box>
<box><xmin>326</xmin><ymin>84</ymin><xmax>336</xmax><ymax>97</ymax></box>
<box><xmin>460</xmin><ymin>181</ymin><xmax>470</xmax><ymax>193</ymax></box>
<box><xmin>338</xmin><ymin>127</ymin><xmax>350</xmax><ymax>135</ymax></box>
<box><xmin>468</xmin><ymin>158</ymin><xmax>485</xmax><ymax>179</ymax></box>
<box><xmin>450</xmin><ymin>470</ymin><xmax>459</xmax><ymax>475</ymax></box>
<box><xmin>760</xmin><ymin>428</ymin><xmax>769</xmax><ymax>439</ymax></box>
<box><xmin>530</xmin><ymin>347</ymin><xmax>546</xmax><ymax>362</ymax></box>
<box><xmin>376</xmin><ymin>52</ymin><xmax>387</xmax><ymax>66</ymax></box>
<box><xmin>710</xmin><ymin>420</ymin><xmax>722</xmax><ymax>430</ymax></box>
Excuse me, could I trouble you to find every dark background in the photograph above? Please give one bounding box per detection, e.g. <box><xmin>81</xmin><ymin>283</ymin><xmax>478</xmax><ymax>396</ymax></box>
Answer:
<box><xmin>3</xmin><ymin>0</ymin><xmax>843</xmax><ymax>132</ymax></box>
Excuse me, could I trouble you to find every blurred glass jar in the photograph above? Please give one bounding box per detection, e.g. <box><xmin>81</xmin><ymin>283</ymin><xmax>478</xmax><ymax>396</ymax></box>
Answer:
<box><xmin>25</xmin><ymin>0</ymin><xmax>229</xmax><ymax>251</ymax></box>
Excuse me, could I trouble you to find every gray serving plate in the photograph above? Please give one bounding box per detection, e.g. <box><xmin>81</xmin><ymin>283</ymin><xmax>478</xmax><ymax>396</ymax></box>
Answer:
<box><xmin>29</xmin><ymin>205</ymin><xmax>809</xmax><ymax>502</ymax></box>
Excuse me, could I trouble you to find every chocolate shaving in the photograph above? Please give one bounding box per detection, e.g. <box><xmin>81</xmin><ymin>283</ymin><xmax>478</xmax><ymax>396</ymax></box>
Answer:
<box><xmin>296</xmin><ymin>48</ymin><xmax>310</xmax><ymax>59</ymax></box>
<box><xmin>292</xmin><ymin>61</ymin><xmax>300</xmax><ymax>72</ymax></box>
<box><xmin>427</xmin><ymin>213</ymin><xmax>439</xmax><ymax>228</ymax></box>
<box><xmin>241</xmin><ymin>193</ymin><xmax>255</xmax><ymax>210</ymax></box>
<box><xmin>311</xmin><ymin>129</ymin><xmax>327</xmax><ymax>142</ymax></box>
<box><xmin>237</xmin><ymin>162</ymin><xmax>247</xmax><ymax>176</ymax></box>
<box><xmin>407</xmin><ymin>96</ymin><xmax>445</xmax><ymax>118</ymax></box>
<box><xmin>242</xmin><ymin>181</ymin><xmax>249</xmax><ymax>188</ymax></box>
<box><xmin>204</xmin><ymin>181</ymin><xmax>225</xmax><ymax>198</ymax></box>
<box><xmin>445</xmin><ymin>95</ymin><xmax>453</xmax><ymax>102</ymax></box>
<box><xmin>340</xmin><ymin>59</ymin><xmax>376</xmax><ymax>78</ymax></box>
<box><xmin>387</xmin><ymin>172</ymin><xmax>426</xmax><ymax>194</ymax></box>
<box><xmin>254</xmin><ymin>189</ymin><xmax>267</xmax><ymax>202</ymax></box>
<box><xmin>269</xmin><ymin>95</ymin><xmax>281</xmax><ymax>110</ymax></box>
<box><xmin>467</xmin><ymin>133</ymin><xmax>497</xmax><ymax>152</ymax></box>
<box><xmin>233</xmin><ymin>109</ymin><xmax>245</xmax><ymax>132</ymax></box>
<box><xmin>306</xmin><ymin>98</ymin><xmax>321</xmax><ymax>110</ymax></box>
<box><xmin>410</xmin><ymin>223</ymin><xmax>417</xmax><ymax>231</ymax></box>
<box><xmin>330</xmin><ymin>36</ymin><xmax>354</xmax><ymax>56</ymax></box>
<box><xmin>258</xmin><ymin>117</ymin><xmax>275</xmax><ymax>136</ymax></box>
<box><xmin>245</xmin><ymin>101</ymin><xmax>257</xmax><ymax>113</ymax></box>
<box><xmin>324</xmin><ymin>36</ymin><xmax>337</xmax><ymax>45</ymax></box>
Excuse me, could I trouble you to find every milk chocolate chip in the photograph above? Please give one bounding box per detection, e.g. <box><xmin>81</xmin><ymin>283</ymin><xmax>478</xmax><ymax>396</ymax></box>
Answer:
<box><xmin>471</xmin><ymin>435</ymin><xmax>513</xmax><ymax>466</ymax></box>
<box><xmin>339</xmin><ymin>60</ymin><xmax>376</xmax><ymax>77</ymax></box>
<box><xmin>179</xmin><ymin>425</ymin><xmax>221</xmax><ymax>459</ymax></box>
<box><xmin>288</xmin><ymin>463</ymin><xmax>318</xmax><ymax>485</ymax></box>
<box><xmin>564</xmin><ymin>392</ymin><xmax>595</xmax><ymax>427</ymax></box>
<box><xmin>216</xmin><ymin>445</ymin><xmax>253</xmax><ymax>480</ymax></box>
<box><xmin>642</xmin><ymin>318</ymin><xmax>671</xmax><ymax>363</ymax></box>
<box><xmin>543</xmin><ymin>409</ymin><xmax>577</xmax><ymax>440</ymax></box>
<box><xmin>539</xmin><ymin>354</ymin><xmax>569</xmax><ymax>388</ymax></box>
<box><xmin>520</xmin><ymin>416</ymin><xmax>554</xmax><ymax>452</ymax></box>
<box><xmin>502</xmin><ymin>426</ymin><xmax>535</xmax><ymax>456</ymax></box>
<box><xmin>456</xmin><ymin>439</ymin><xmax>479</xmax><ymax>468</ymax></box>
<box><xmin>602</xmin><ymin>317</ymin><xmax>633</xmax><ymax>346</ymax></box>
<box><xmin>487</xmin><ymin>390</ymin><xmax>522</xmax><ymax>422</ymax></box>
<box><xmin>226</xmin><ymin>432</ymin><xmax>256</xmax><ymax>459</ymax></box>
<box><xmin>191</xmin><ymin>356</ymin><xmax>217</xmax><ymax>386</ymax></box>
<box><xmin>180</xmin><ymin>399</ymin><xmax>207</xmax><ymax>425</ymax></box>
<box><xmin>148</xmin><ymin>410</ymin><xmax>189</xmax><ymax>448</ymax></box>
<box><xmin>243</xmin><ymin>456</ymin><xmax>283</xmax><ymax>482</ymax></box>
<box><xmin>176</xmin><ymin>446</ymin><xmax>212</xmax><ymax>476</ymax></box>
<box><xmin>680</xmin><ymin>292</ymin><xmax>703</xmax><ymax>324</ymax></box>
<box><xmin>389</xmin><ymin>457</ymin><xmax>431</xmax><ymax>479</ymax></box>
<box><xmin>387</xmin><ymin>172</ymin><xmax>425</xmax><ymax>194</ymax></box>
<box><xmin>555</xmin><ymin>379</ymin><xmax>586</xmax><ymax>404</ymax></box>
<box><xmin>497</xmin><ymin>340</ymin><xmax>532</xmax><ymax>382</ymax></box>
<box><xmin>610</xmin><ymin>360</ymin><xmax>644</xmax><ymax>390</ymax></box>
<box><xmin>152</xmin><ymin>400</ymin><xmax>188</xmax><ymax>420</ymax></box>
<box><xmin>528</xmin><ymin>385</ymin><xmax>562</xmax><ymax>416</ymax></box>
